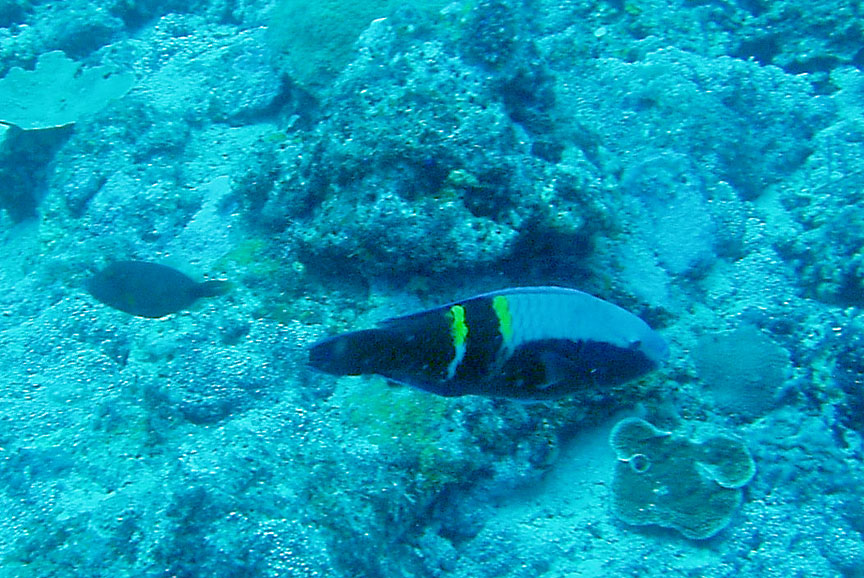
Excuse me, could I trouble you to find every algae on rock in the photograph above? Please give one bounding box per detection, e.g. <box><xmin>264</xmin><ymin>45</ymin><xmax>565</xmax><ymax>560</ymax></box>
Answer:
<box><xmin>267</xmin><ymin>0</ymin><xmax>450</xmax><ymax>88</ymax></box>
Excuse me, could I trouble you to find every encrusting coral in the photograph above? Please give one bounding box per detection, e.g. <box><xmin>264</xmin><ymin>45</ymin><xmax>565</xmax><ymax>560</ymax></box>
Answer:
<box><xmin>693</xmin><ymin>325</ymin><xmax>790</xmax><ymax>420</ymax></box>
<box><xmin>609</xmin><ymin>417</ymin><xmax>756</xmax><ymax>540</ymax></box>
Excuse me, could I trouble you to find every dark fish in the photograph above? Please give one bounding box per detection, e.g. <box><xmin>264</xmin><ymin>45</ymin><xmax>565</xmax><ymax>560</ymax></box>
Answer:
<box><xmin>86</xmin><ymin>261</ymin><xmax>230</xmax><ymax>318</ymax></box>
<box><xmin>308</xmin><ymin>286</ymin><xmax>669</xmax><ymax>400</ymax></box>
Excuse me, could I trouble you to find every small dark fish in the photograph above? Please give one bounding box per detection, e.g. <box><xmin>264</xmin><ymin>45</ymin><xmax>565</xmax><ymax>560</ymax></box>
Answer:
<box><xmin>86</xmin><ymin>261</ymin><xmax>230</xmax><ymax>318</ymax></box>
<box><xmin>308</xmin><ymin>286</ymin><xmax>668</xmax><ymax>400</ymax></box>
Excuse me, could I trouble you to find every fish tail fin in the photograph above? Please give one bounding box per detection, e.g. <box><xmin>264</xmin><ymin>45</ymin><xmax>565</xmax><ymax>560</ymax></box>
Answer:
<box><xmin>196</xmin><ymin>280</ymin><xmax>232</xmax><ymax>298</ymax></box>
<box><xmin>308</xmin><ymin>329</ymin><xmax>394</xmax><ymax>376</ymax></box>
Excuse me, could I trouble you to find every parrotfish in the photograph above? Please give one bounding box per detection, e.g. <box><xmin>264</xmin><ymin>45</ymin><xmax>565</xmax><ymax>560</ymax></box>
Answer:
<box><xmin>86</xmin><ymin>261</ymin><xmax>230</xmax><ymax>318</ymax></box>
<box><xmin>308</xmin><ymin>286</ymin><xmax>668</xmax><ymax>400</ymax></box>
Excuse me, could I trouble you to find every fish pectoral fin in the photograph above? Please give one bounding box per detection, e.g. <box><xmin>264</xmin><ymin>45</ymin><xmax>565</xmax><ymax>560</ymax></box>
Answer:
<box><xmin>383</xmin><ymin>372</ymin><xmax>465</xmax><ymax>397</ymax></box>
<box><xmin>379</xmin><ymin>372</ymin><xmax>413</xmax><ymax>388</ymax></box>
<box><xmin>538</xmin><ymin>351</ymin><xmax>582</xmax><ymax>390</ymax></box>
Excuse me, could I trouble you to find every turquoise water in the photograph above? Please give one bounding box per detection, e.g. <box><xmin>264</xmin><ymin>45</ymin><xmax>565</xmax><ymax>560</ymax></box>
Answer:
<box><xmin>1</xmin><ymin>0</ymin><xmax>863</xmax><ymax>576</ymax></box>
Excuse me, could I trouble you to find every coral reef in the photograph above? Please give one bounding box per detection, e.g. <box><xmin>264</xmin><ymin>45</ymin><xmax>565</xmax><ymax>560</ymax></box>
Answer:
<box><xmin>1</xmin><ymin>0</ymin><xmax>864</xmax><ymax>576</ymax></box>
<box><xmin>775</xmin><ymin>67</ymin><xmax>864</xmax><ymax>306</ymax></box>
<box><xmin>267</xmin><ymin>0</ymin><xmax>451</xmax><ymax>88</ymax></box>
<box><xmin>0</xmin><ymin>50</ymin><xmax>133</xmax><ymax>220</ymax></box>
<box><xmin>254</xmin><ymin>15</ymin><xmax>607</xmax><ymax>282</ymax></box>
<box><xmin>610</xmin><ymin>417</ymin><xmax>756</xmax><ymax>540</ymax></box>
<box><xmin>693</xmin><ymin>324</ymin><xmax>791</xmax><ymax>421</ymax></box>
<box><xmin>0</xmin><ymin>50</ymin><xmax>133</xmax><ymax>130</ymax></box>
<box><xmin>832</xmin><ymin>318</ymin><xmax>864</xmax><ymax>437</ymax></box>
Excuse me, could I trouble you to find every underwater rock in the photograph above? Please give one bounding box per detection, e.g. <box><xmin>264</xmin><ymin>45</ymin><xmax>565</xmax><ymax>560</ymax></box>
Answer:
<box><xmin>777</xmin><ymin>99</ymin><xmax>864</xmax><ymax>307</ymax></box>
<box><xmin>834</xmin><ymin>320</ymin><xmax>864</xmax><ymax>435</ymax></box>
<box><xmin>557</xmin><ymin>47</ymin><xmax>829</xmax><ymax>201</ymax></box>
<box><xmin>621</xmin><ymin>151</ymin><xmax>717</xmax><ymax>276</ymax></box>
<box><xmin>267</xmin><ymin>0</ymin><xmax>450</xmax><ymax>88</ymax></box>
<box><xmin>0</xmin><ymin>123</ymin><xmax>74</xmax><ymax>221</ymax></box>
<box><xmin>265</xmin><ymin>18</ymin><xmax>606</xmax><ymax>280</ymax></box>
<box><xmin>609</xmin><ymin>417</ymin><xmax>756</xmax><ymax>540</ymax></box>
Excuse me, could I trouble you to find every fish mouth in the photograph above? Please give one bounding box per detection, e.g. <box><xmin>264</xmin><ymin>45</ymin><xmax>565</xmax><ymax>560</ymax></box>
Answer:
<box><xmin>642</xmin><ymin>332</ymin><xmax>670</xmax><ymax>366</ymax></box>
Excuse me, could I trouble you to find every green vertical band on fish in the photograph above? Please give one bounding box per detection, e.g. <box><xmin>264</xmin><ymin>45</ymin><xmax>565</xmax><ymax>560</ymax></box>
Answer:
<box><xmin>447</xmin><ymin>304</ymin><xmax>468</xmax><ymax>379</ymax></box>
<box><xmin>492</xmin><ymin>295</ymin><xmax>513</xmax><ymax>346</ymax></box>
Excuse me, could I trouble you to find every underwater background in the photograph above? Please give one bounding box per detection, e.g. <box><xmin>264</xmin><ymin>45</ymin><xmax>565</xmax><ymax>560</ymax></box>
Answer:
<box><xmin>1</xmin><ymin>0</ymin><xmax>863</xmax><ymax>576</ymax></box>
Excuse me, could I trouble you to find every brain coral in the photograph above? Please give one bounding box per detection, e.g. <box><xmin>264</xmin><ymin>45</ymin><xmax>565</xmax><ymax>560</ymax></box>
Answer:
<box><xmin>609</xmin><ymin>417</ymin><xmax>756</xmax><ymax>540</ymax></box>
<box><xmin>693</xmin><ymin>324</ymin><xmax>790</xmax><ymax>420</ymax></box>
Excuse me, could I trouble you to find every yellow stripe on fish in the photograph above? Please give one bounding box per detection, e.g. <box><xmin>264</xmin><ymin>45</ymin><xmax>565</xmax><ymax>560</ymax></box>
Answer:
<box><xmin>446</xmin><ymin>304</ymin><xmax>468</xmax><ymax>379</ymax></box>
